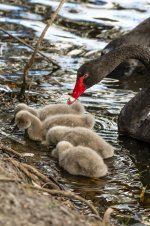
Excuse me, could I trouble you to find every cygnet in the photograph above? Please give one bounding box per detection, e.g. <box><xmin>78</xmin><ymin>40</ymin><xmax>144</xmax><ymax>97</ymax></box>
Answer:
<box><xmin>15</xmin><ymin>111</ymin><xmax>95</xmax><ymax>141</ymax></box>
<box><xmin>51</xmin><ymin>141</ymin><xmax>108</xmax><ymax>178</ymax></box>
<box><xmin>44</xmin><ymin>126</ymin><xmax>114</xmax><ymax>159</ymax></box>
<box><xmin>15</xmin><ymin>110</ymin><xmax>42</xmax><ymax>141</ymax></box>
<box><xmin>14</xmin><ymin>101</ymin><xmax>85</xmax><ymax>121</ymax></box>
<box><xmin>42</xmin><ymin>113</ymin><xmax>95</xmax><ymax>139</ymax></box>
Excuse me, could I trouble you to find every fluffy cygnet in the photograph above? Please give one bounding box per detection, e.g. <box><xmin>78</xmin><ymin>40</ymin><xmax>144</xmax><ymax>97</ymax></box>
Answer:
<box><xmin>42</xmin><ymin>113</ymin><xmax>95</xmax><ymax>139</ymax></box>
<box><xmin>15</xmin><ymin>103</ymin><xmax>38</xmax><ymax>117</ymax></box>
<box><xmin>44</xmin><ymin>126</ymin><xmax>114</xmax><ymax>159</ymax></box>
<box><xmin>51</xmin><ymin>141</ymin><xmax>108</xmax><ymax>178</ymax></box>
<box><xmin>15</xmin><ymin>110</ymin><xmax>42</xmax><ymax>141</ymax></box>
<box><xmin>15</xmin><ymin>101</ymin><xmax>85</xmax><ymax>121</ymax></box>
<box><xmin>15</xmin><ymin>110</ymin><xmax>94</xmax><ymax>141</ymax></box>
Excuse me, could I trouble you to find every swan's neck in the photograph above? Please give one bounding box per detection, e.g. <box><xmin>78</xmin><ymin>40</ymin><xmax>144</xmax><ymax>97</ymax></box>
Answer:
<box><xmin>95</xmin><ymin>45</ymin><xmax>150</xmax><ymax>141</ymax></box>
<box><xmin>28</xmin><ymin>115</ymin><xmax>42</xmax><ymax>141</ymax></box>
<box><xmin>94</xmin><ymin>45</ymin><xmax>150</xmax><ymax>81</ymax></box>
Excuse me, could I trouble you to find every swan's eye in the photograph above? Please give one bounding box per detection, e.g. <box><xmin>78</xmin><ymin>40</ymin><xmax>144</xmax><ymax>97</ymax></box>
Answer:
<box><xmin>77</xmin><ymin>72</ymin><xmax>82</xmax><ymax>79</ymax></box>
<box><xmin>83</xmin><ymin>74</ymin><xmax>88</xmax><ymax>79</ymax></box>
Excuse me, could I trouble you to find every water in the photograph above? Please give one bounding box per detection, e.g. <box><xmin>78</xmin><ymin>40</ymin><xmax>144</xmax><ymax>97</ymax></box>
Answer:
<box><xmin>0</xmin><ymin>0</ymin><xmax>150</xmax><ymax>224</ymax></box>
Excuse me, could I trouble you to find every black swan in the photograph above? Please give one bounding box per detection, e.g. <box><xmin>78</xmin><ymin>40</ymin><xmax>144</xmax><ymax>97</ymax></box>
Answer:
<box><xmin>102</xmin><ymin>17</ymin><xmax>150</xmax><ymax>78</ymax></box>
<box><xmin>68</xmin><ymin>45</ymin><xmax>150</xmax><ymax>143</ymax></box>
<box><xmin>51</xmin><ymin>141</ymin><xmax>108</xmax><ymax>178</ymax></box>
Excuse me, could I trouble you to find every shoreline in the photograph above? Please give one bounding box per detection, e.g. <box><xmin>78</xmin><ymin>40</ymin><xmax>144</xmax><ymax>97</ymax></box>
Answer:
<box><xmin>0</xmin><ymin>144</ymin><xmax>113</xmax><ymax>226</ymax></box>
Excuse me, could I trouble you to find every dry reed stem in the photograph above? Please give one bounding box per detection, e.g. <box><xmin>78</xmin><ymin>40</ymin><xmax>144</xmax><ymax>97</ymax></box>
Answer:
<box><xmin>0</xmin><ymin>144</ymin><xmax>23</xmax><ymax>158</ymax></box>
<box><xmin>24</xmin><ymin>185</ymin><xmax>100</xmax><ymax>217</ymax></box>
<box><xmin>0</xmin><ymin>177</ymin><xmax>20</xmax><ymax>182</ymax></box>
<box><xmin>23</xmin><ymin>162</ymin><xmax>62</xmax><ymax>190</ymax></box>
<box><xmin>1</xmin><ymin>144</ymin><xmax>61</xmax><ymax>190</ymax></box>
<box><xmin>5</xmin><ymin>158</ymin><xmax>60</xmax><ymax>190</ymax></box>
<box><xmin>102</xmin><ymin>208</ymin><xmax>114</xmax><ymax>226</ymax></box>
<box><xmin>7</xmin><ymin>158</ymin><xmax>40</xmax><ymax>184</ymax></box>
<box><xmin>19</xmin><ymin>0</ymin><xmax>67</xmax><ymax>100</ymax></box>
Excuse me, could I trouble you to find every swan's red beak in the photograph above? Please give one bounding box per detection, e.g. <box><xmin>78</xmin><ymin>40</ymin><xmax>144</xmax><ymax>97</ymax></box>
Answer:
<box><xmin>67</xmin><ymin>75</ymin><xmax>87</xmax><ymax>105</ymax></box>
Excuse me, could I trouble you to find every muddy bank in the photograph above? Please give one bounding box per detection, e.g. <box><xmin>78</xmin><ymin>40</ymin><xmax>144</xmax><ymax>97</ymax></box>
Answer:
<box><xmin>0</xmin><ymin>146</ymin><xmax>113</xmax><ymax>226</ymax></box>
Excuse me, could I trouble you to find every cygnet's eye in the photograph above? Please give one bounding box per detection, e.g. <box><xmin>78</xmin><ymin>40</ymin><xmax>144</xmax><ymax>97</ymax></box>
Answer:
<box><xmin>18</xmin><ymin>119</ymin><xmax>26</xmax><ymax>126</ymax></box>
<box><xmin>20</xmin><ymin>119</ymin><xmax>25</xmax><ymax>124</ymax></box>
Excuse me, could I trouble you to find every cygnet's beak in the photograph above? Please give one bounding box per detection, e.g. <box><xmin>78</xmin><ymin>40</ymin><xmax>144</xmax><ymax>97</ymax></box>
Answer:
<box><xmin>12</xmin><ymin>125</ymin><xmax>19</xmax><ymax>133</ymax></box>
<box><xmin>10</xmin><ymin>117</ymin><xmax>15</xmax><ymax>125</ymax></box>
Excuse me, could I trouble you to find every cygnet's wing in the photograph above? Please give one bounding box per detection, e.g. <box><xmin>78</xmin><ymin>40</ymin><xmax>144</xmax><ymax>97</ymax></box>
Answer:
<box><xmin>76</xmin><ymin>157</ymin><xmax>91</xmax><ymax>175</ymax></box>
<box><xmin>63</xmin><ymin>131</ymin><xmax>82</xmax><ymax>146</ymax></box>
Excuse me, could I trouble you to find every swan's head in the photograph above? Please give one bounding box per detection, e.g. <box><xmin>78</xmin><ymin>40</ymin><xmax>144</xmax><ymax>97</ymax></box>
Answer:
<box><xmin>68</xmin><ymin>61</ymin><xmax>100</xmax><ymax>104</ymax></box>
<box><xmin>15</xmin><ymin>110</ymin><xmax>32</xmax><ymax>129</ymax></box>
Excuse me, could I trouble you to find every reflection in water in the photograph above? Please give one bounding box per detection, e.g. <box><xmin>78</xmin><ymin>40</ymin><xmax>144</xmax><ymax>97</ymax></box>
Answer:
<box><xmin>119</xmin><ymin>137</ymin><xmax>150</xmax><ymax>188</ymax></box>
<box><xmin>0</xmin><ymin>0</ymin><xmax>150</xmax><ymax>224</ymax></box>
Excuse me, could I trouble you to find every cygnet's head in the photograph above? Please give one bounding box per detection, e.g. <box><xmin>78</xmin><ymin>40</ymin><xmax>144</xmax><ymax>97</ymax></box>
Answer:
<box><xmin>15</xmin><ymin>110</ymin><xmax>32</xmax><ymax>129</ymax></box>
<box><xmin>57</xmin><ymin>141</ymin><xmax>73</xmax><ymax>151</ymax></box>
<box><xmin>15</xmin><ymin>103</ymin><xmax>38</xmax><ymax>117</ymax></box>
<box><xmin>84</xmin><ymin>114</ymin><xmax>95</xmax><ymax>128</ymax></box>
<box><xmin>70</xmin><ymin>101</ymin><xmax>85</xmax><ymax>114</ymax></box>
<box><xmin>15</xmin><ymin>103</ymin><xmax>28</xmax><ymax>114</ymax></box>
<box><xmin>51</xmin><ymin>141</ymin><xmax>73</xmax><ymax>159</ymax></box>
<box><xmin>11</xmin><ymin>103</ymin><xmax>29</xmax><ymax>125</ymax></box>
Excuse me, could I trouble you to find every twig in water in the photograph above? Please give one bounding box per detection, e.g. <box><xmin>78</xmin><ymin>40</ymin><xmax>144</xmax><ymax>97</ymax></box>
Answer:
<box><xmin>0</xmin><ymin>27</ymin><xmax>59</xmax><ymax>68</ymax></box>
<box><xmin>19</xmin><ymin>0</ymin><xmax>67</xmax><ymax>100</ymax></box>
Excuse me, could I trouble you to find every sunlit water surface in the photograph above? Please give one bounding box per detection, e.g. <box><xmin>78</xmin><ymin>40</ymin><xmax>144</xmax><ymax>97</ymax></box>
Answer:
<box><xmin>0</xmin><ymin>0</ymin><xmax>150</xmax><ymax>224</ymax></box>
